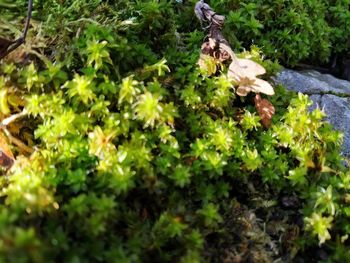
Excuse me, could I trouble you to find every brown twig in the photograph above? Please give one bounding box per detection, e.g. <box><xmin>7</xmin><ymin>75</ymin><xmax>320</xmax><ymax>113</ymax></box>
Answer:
<box><xmin>3</xmin><ymin>128</ymin><xmax>33</xmax><ymax>154</ymax></box>
<box><xmin>0</xmin><ymin>0</ymin><xmax>33</xmax><ymax>60</ymax></box>
<box><xmin>0</xmin><ymin>109</ymin><xmax>28</xmax><ymax>127</ymax></box>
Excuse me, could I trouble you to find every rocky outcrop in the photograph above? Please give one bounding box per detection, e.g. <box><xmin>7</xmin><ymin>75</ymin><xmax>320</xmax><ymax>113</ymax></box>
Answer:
<box><xmin>274</xmin><ymin>69</ymin><xmax>350</xmax><ymax>157</ymax></box>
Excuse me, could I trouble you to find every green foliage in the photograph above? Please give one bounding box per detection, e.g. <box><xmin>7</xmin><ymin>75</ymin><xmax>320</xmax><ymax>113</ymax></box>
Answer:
<box><xmin>3</xmin><ymin>0</ymin><xmax>349</xmax><ymax>67</ymax></box>
<box><xmin>0</xmin><ymin>0</ymin><xmax>349</xmax><ymax>262</ymax></box>
<box><xmin>214</xmin><ymin>0</ymin><xmax>350</xmax><ymax>65</ymax></box>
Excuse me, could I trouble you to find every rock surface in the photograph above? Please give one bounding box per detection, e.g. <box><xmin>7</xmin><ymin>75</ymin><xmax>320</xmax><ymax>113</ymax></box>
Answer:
<box><xmin>274</xmin><ymin>69</ymin><xmax>350</xmax><ymax>157</ymax></box>
<box><xmin>275</xmin><ymin>69</ymin><xmax>350</xmax><ymax>96</ymax></box>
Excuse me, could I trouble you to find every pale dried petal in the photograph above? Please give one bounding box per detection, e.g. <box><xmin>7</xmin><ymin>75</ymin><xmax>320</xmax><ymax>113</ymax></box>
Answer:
<box><xmin>236</xmin><ymin>76</ymin><xmax>256</xmax><ymax>86</ymax></box>
<box><xmin>228</xmin><ymin>60</ymin><xmax>244</xmax><ymax>79</ymax></box>
<box><xmin>209</xmin><ymin>38</ymin><xmax>217</xmax><ymax>49</ymax></box>
<box><xmin>219</xmin><ymin>43</ymin><xmax>237</xmax><ymax>61</ymax></box>
<box><xmin>236</xmin><ymin>85</ymin><xmax>251</xmax><ymax>96</ymax></box>
<box><xmin>228</xmin><ymin>58</ymin><xmax>266</xmax><ymax>79</ymax></box>
<box><xmin>251</xmin><ymin>78</ymin><xmax>275</xmax><ymax>96</ymax></box>
<box><xmin>238</xmin><ymin>59</ymin><xmax>266</xmax><ymax>76</ymax></box>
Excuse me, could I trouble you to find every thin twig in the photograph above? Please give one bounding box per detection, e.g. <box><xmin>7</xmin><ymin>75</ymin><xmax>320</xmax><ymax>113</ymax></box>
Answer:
<box><xmin>0</xmin><ymin>0</ymin><xmax>33</xmax><ymax>60</ymax></box>
<box><xmin>1</xmin><ymin>109</ymin><xmax>28</xmax><ymax>127</ymax></box>
<box><xmin>0</xmin><ymin>109</ymin><xmax>33</xmax><ymax>155</ymax></box>
<box><xmin>22</xmin><ymin>0</ymin><xmax>33</xmax><ymax>40</ymax></box>
<box><xmin>3</xmin><ymin>128</ymin><xmax>33</xmax><ymax>154</ymax></box>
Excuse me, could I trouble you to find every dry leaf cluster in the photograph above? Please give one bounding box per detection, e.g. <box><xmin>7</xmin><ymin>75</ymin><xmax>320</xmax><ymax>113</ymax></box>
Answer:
<box><xmin>228</xmin><ymin>58</ymin><xmax>274</xmax><ymax>97</ymax></box>
<box><xmin>196</xmin><ymin>0</ymin><xmax>276</xmax><ymax>129</ymax></box>
<box><xmin>197</xmin><ymin>38</ymin><xmax>275</xmax><ymax>97</ymax></box>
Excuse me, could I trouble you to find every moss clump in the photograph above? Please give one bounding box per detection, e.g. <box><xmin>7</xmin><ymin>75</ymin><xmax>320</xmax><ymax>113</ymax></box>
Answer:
<box><xmin>0</xmin><ymin>1</ymin><xmax>349</xmax><ymax>262</ymax></box>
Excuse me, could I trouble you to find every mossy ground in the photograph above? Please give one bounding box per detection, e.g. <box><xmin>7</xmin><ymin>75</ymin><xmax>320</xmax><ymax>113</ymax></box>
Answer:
<box><xmin>0</xmin><ymin>1</ymin><xmax>349</xmax><ymax>262</ymax></box>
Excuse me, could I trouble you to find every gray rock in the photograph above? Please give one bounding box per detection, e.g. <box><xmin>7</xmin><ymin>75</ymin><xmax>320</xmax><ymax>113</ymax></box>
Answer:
<box><xmin>321</xmin><ymin>95</ymin><xmax>350</xmax><ymax>157</ymax></box>
<box><xmin>309</xmin><ymin>94</ymin><xmax>322</xmax><ymax>112</ymax></box>
<box><xmin>301</xmin><ymin>70</ymin><xmax>350</xmax><ymax>94</ymax></box>
<box><xmin>275</xmin><ymin>69</ymin><xmax>350</xmax><ymax>157</ymax></box>
<box><xmin>274</xmin><ymin>69</ymin><xmax>350</xmax><ymax>96</ymax></box>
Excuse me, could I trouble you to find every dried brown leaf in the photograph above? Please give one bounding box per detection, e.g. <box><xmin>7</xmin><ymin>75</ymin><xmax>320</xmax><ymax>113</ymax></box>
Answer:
<box><xmin>254</xmin><ymin>94</ymin><xmax>275</xmax><ymax>128</ymax></box>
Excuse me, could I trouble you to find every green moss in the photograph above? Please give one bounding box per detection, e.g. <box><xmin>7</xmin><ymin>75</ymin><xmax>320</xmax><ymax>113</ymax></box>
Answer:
<box><xmin>0</xmin><ymin>1</ymin><xmax>349</xmax><ymax>262</ymax></box>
